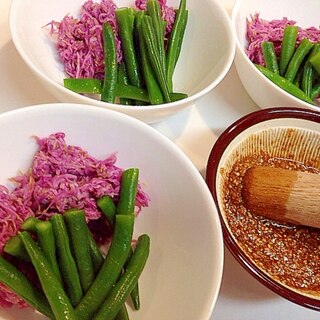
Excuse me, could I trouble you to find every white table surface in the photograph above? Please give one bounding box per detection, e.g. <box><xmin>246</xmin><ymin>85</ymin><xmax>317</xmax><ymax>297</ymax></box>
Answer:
<box><xmin>1</xmin><ymin>0</ymin><xmax>320</xmax><ymax>319</ymax></box>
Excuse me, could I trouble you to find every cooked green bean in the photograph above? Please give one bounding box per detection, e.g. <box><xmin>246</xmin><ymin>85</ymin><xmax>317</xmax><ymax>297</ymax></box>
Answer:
<box><xmin>301</xmin><ymin>44</ymin><xmax>320</xmax><ymax>97</ymax></box>
<box><xmin>64</xmin><ymin>209</ymin><xmax>95</xmax><ymax>293</ymax></box>
<box><xmin>116</xmin><ymin>168</ymin><xmax>139</xmax><ymax>216</ymax></box>
<box><xmin>50</xmin><ymin>214</ymin><xmax>83</xmax><ymax>306</ymax></box>
<box><xmin>115</xmin><ymin>84</ymin><xmax>150</xmax><ymax>102</ymax></box>
<box><xmin>115</xmin><ymin>168</ymin><xmax>141</xmax><ymax>309</ymax></box>
<box><xmin>0</xmin><ymin>255</ymin><xmax>54</xmax><ymax>319</ymax></box>
<box><xmin>97</xmin><ymin>195</ymin><xmax>117</xmax><ymax>227</ymax></box>
<box><xmin>3</xmin><ymin>235</ymin><xmax>29</xmax><ymax>261</ymax></box>
<box><xmin>87</xmin><ymin>230</ymin><xmax>104</xmax><ymax>274</ymax></box>
<box><xmin>166</xmin><ymin>0</ymin><xmax>188</xmax><ymax>91</ymax></box>
<box><xmin>19</xmin><ymin>231</ymin><xmax>76</xmax><ymax>320</ymax></box>
<box><xmin>262</xmin><ymin>41</ymin><xmax>279</xmax><ymax>74</ymax></box>
<box><xmin>136</xmin><ymin>11</ymin><xmax>164</xmax><ymax>105</ymax></box>
<box><xmin>21</xmin><ymin>216</ymin><xmax>39</xmax><ymax>232</ymax></box>
<box><xmin>124</xmin><ymin>247</ymin><xmax>140</xmax><ymax>310</ymax></box>
<box><xmin>101</xmin><ymin>22</ymin><xmax>118</xmax><ymax>103</ymax></box>
<box><xmin>75</xmin><ymin>214</ymin><xmax>134</xmax><ymax>320</ymax></box>
<box><xmin>116</xmin><ymin>8</ymin><xmax>142</xmax><ymax>88</ymax></box>
<box><xmin>311</xmin><ymin>83</ymin><xmax>320</xmax><ymax>100</ymax></box>
<box><xmin>118</xmin><ymin>62</ymin><xmax>133</xmax><ymax>105</ymax></box>
<box><xmin>35</xmin><ymin>220</ymin><xmax>63</xmax><ymax>284</ymax></box>
<box><xmin>141</xmin><ymin>15</ymin><xmax>171</xmax><ymax>102</ymax></box>
<box><xmin>64</xmin><ymin>78</ymin><xmax>102</xmax><ymax>94</ymax></box>
<box><xmin>256</xmin><ymin>64</ymin><xmax>315</xmax><ymax>105</ymax></box>
<box><xmin>170</xmin><ymin>92</ymin><xmax>188</xmax><ymax>101</ymax></box>
<box><xmin>285</xmin><ymin>38</ymin><xmax>314</xmax><ymax>83</ymax></box>
<box><xmin>115</xmin><ymin>304</ymin><xmax>130</xmax><ymax>320</ymax></box>
<box><xmin>279</xmin><ymin>25</ymin><xmax>299</xmax><ymax>76</ymax></box>
<box><xmin>147</xmin><ymin>0</ymin><xmax>166</xmax><ymax>73</ymax></box>
<box><xmin>173</xmin><ymin>10</ymin><xmax>188</xmax><ymax>69</ymax></box>
<box><xmin>309</xmin><ymin>51</ymin><xmax>320</xmax><ymax>75</ymax></box>
<box><xmin>92</xmin><ymin>234</ymin><xmax>150</xmax><ymax>320</ymax></box>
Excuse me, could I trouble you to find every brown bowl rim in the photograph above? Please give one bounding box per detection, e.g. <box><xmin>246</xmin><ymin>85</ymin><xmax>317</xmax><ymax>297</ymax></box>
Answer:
<box><xmin>206</xmin><ymin>106</ymin><xmax>320</xmax><ymax>311</ymax></box>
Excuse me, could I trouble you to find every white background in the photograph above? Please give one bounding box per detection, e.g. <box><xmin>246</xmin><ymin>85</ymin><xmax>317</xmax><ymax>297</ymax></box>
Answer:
<box><xmin>1</xmin><ymin>0</ymin><xmax>320</xmax><ymax>319</ymax></box>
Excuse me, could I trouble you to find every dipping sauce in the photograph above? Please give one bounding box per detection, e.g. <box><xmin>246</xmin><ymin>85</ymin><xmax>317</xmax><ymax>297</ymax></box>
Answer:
<box><xmin>223</xmin><ymin>153</ymin><xmax>320</xmax><ymax>296</ymax></box>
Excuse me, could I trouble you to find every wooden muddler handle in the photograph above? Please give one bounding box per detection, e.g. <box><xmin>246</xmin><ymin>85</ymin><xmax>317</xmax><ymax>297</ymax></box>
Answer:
<box><xmin>241</xmin><ymin>166</ymin><xmax>320</xmax><ymax>228</ymax></box>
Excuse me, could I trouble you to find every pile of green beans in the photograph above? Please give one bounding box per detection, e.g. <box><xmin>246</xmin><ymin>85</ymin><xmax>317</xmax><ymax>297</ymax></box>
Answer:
<box><xmin>0</xmin><ymin>168</ymin><xmax>150</xmax><ymax>320</ymax></box>
<box><xmin>63</xmin><ymin>0</ymin><xmax>188</xmax><ymax>106</ymax></box>
<box><xmin>257</xmin><ymin>25</ymin><xmax>320</xmax><ymax>105</ymax></box>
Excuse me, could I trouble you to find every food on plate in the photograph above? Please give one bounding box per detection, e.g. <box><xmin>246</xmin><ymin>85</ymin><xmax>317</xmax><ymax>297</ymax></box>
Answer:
<box><xmin>246</xmin><ymin>14</ymin><xmax>320</xmax><ymax>105</ymax></box>
<box><xmin>223</xmin><ymin>151</ymin><xmax>320</xmax><ymax>297</ymax></box>
<box><xmin>49</xmin><ymin>0</ymin><xmax>188</xmax><ymax>105</ymax></box>
<box><xmin>0</xmin><ymin>132</ymin><xmax>150</xmax><ymax>319</ymax></box>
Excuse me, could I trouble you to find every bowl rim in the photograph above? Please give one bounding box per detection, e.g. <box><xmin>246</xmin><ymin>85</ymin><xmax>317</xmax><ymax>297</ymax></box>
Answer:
<box><xmin>8</xmin><ymin>0</ymin><xmax>236</xmax><ymax>115</ymax></box>
<box><xmin>230</xmin><ymin>0</ymin><xmax>320</xmax><ymax>112</ymax></box>
<box><xmin>206</xmin><ymin>106</ymin><xmax>320</xmax><ymax>311</ymax></box>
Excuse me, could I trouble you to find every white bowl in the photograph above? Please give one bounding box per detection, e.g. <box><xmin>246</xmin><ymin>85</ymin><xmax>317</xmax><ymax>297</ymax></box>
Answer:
<box><xmin>231</xmin><ymin>0</ymin><xmax>320</xmax><ymax>111</ymax></box>
<box><xmin>0</xmin><ymin>103</ymin><xmax>223</xmax><ymax>320</ymax></box>
<box><xmin>9</xmin><ymin>0</ymin><xmax>235</xmax><ymax>124</ymax></box>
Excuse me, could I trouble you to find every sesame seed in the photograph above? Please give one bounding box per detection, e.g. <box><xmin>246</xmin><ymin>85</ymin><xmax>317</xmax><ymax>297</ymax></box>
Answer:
<box><xmin>223</xmin><ymin>153</ymin><xmax>320</xmax><ymax>295</ymax></box>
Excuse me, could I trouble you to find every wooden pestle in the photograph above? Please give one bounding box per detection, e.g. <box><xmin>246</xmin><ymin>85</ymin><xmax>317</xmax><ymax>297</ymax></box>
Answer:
<box><xmin>241</xmin><ymin>166</ymin><xmax>320</xmax><ymax>228</ymax></box>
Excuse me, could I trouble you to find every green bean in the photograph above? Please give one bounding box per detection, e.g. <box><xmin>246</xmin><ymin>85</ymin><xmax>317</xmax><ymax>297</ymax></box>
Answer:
<box><xmin>116</xmin><ymin>168</ymin><xmax>139</xmax><ymax>215</ymax></box>
<box><xmin>173</xmin><ymin>10</ymin><xmax>188</xmax><ymax>70</ymax></box>
<box><xmin>62</xmin><ymin>77</ymin><xmax>186</xmax><ymax>104</ymax></box>
<box><xmin>279</xmin><ymin>25</ymin><xmax>299</xmax><ymax>76</ymax></box>
<box><xmin>64</xmin><ymin>209</ymin><xmax>95</xmax><ymax>293</ymax></box>
<box><xmin>118</xmin><ymin>63</ymin><xmax>133</xmax><ymax>105</ymax></box>
<box><xmin>262</xmin><ymin>41</ymin><xmax>279</xmax><ymax>74</ymax></box>
<box><xmin>115</xmin><ymin>83</ymin><xmax>150</xmax><ymax>102</ymax></box>
<box><xmin>311</xmin><ymin>83</ymin><xmax>320</xmax><ymax>100</ymax></box>
<box><xmin>92</xmin><ymin>234</ymin><xmax>150</xmax><ymax>320</ymax></box>
<box><xmin>87</xmin><ymin>230</ymin><xmax>104</xmax><ymax>274</ymax></box>
<box><xmin>116</xmin><ymin>8</ymin><xmax>142</xmax><ymax>88</ymax></box>
<box><xmin>35</xmin><ymin>220</ymin><xmax>63</xmax><ymax>285</ymax></box>
<box><xmin>101</xmin><ymin>22</ymin><xmax>118</xmax><ymax>103</ymax></box>
<box><xmin>255</xmin><ymin>64</ymin><xmax>315</xmax><ymax>105</ymax></box>
<box><xmin>285</xmin><ymin>38</ymin><xmax>314</xmax><ymax>83</ymax></box>
<box><xmin>0</xmin><ymin>255</ymin><xmax>54</xmax><ymax>319</ymax></box>
<box><xmin>302</xmin><ymin>44</ymin><xmax>320</xmax><ymax>97</ymax></box>
<box><xmin>309</xmin><ymin>51</ymin><xmax>320</xmax><ymax>75</ymax></box>
<box><xmin>147</xmin><ymin>0</ymin><xmax>166</xmax><ymax>73</ymax></box>
<box><xmin>19</xmin><ymin>231</ymin><xmax>76</xmax><ymax>320</ymax></box>
<box><xmin>3</xmin><ymin>235</ymin><xmax>29</xmax><ymax>261</ymax></box>
<box><xmin>97</xmin><ymin>195</ymin><xmax>117</xmax><ymax>227</ymax></box>
<box><xmin>97</xmin><ymin>197</ymin><xmax>135</xmax><ymax>316</ymax></box>
<box><xmin>115</xmin><ymin>304</ymin><xmax>130</xmax><ymax>320</ymax></box>
<box><xmin>21</xmin><ymin>216</ymin><xmax>39</xmax><ymax>232</ymax></box>
<box><xmin>75</xmin><ymin>214</ymin><xmax>134</xmax><ymax>320</ymax></box>
<box><xmin>170</xmin><ymin>92</ymin><xmax>188</xmax><ymax>101</ymax></box>
<box><xmin>50</xmin><ymin>214</ymin><xmax>83</xmax><ymax>306</ymax></box>
<box><xmin>62</xmin><ymin>77</ymin><xmax>151</xmax><ymax>102</ymax></box>
<box><xmin>64</xmin><ymin>78</ymin><xmax>102</xmax><ymax>94</ymax></box>
<box><xmin>115</xmin><ymin>168</ymin><xmax>140</xmax><ymax>307</ymax></box>
<box><xmin>124</xmin><ymin>247</ymin><xmax>140</xmax><ymax>310</ymax></box>
<box><xmin>136</xmin><ymin>11</ymin><xmax>164</xmax><ymax>105</ymax></box>
<box><xmin>166</xmin><ymin>0</ymin><xmax>188</xmax><ymax>91</ymax></box>
<box><xmin>141</xmin><ymin>15</ymin><xmax>171</xmax><ymax>102</ymax></box>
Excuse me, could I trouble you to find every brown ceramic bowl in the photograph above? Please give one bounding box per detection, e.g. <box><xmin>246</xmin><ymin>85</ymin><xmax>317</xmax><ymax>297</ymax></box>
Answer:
<box><xmin>206</xmin><ymin>107</ymin><xmax>320</xmax><ymax>310</ymax></box>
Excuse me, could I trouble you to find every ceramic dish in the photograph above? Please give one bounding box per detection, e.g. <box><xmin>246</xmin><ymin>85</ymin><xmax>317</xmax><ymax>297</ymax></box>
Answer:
<box><xmin>232</xmin><ymin>0</ymin><xmax>320</xmax><ymax>112</ymax></box>
<box><xmin>206</xmin><ymin>107</ymin><xmax>320</xmax><ymax>310</ymax></box>
<box><xmin>0</xmin><ymin>103</ymin><xmax>223</xmax><ymax>319</ymax></box>
<box><xmin>9</xmin><ymin>0</ymin><xmax>235</xmax><ymax>123</ymax></box>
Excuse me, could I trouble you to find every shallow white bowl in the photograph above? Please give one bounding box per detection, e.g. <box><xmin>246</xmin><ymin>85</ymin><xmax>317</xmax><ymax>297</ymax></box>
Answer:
<box><xmin>9</xmin><ymin>0</ymin><xmax>235</xmax><ymax>124</ymax></box>
<box><xmin>232</xmin><ymin>0</ymin><xmax>320</xmax><ymax>111</ymax></box>
<box><xmin>0</xmin><ymin>103</ymin><xmax>223</xmax><ymax>320</ymax></box>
